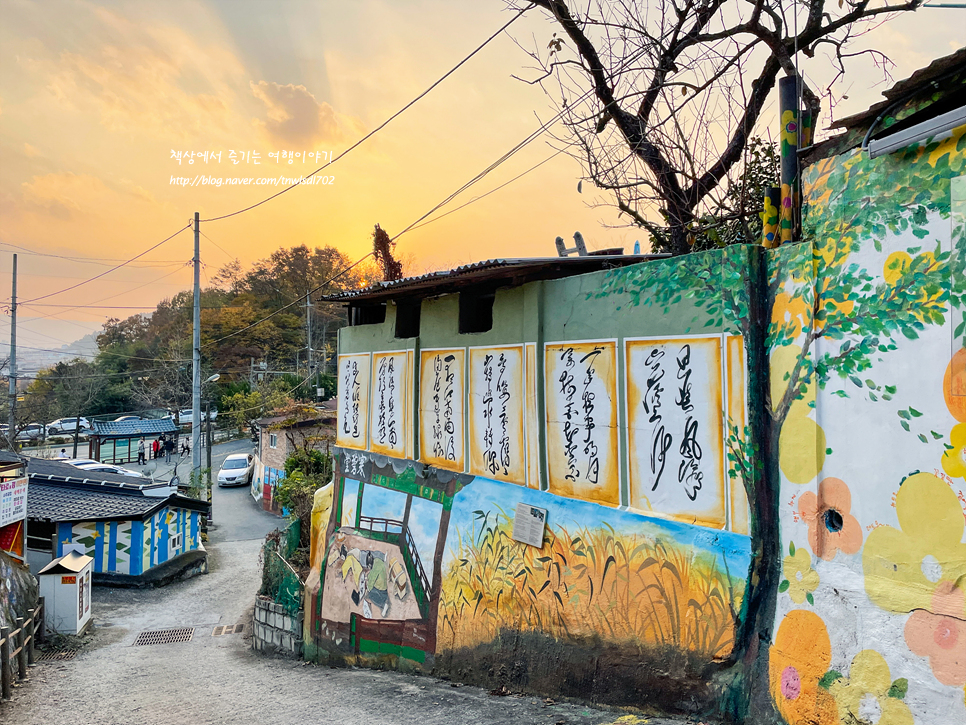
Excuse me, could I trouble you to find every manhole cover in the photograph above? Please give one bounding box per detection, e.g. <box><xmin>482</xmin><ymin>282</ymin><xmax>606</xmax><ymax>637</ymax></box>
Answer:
<box><xmin>133</xmin><ymin>628</ymin><xmax>194</xmax><ymax>646</ymax></box>
<box><xmin>37</xmin><ymin>649</ymin><xmax>77</xmax><ymax>661</ymax></box>
<box><xmin>212</xmin><ymin>624</ymin><xmax>245</xmax><ymax>637</ymax></box>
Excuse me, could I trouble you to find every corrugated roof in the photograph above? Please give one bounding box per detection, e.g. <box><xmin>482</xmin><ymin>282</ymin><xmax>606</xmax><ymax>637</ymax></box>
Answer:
<box><xmin>830</xmin><ymin>47</ymin><xmax>966</xmax><ymax>131</ymax></box>
<box><xmin>91</xmin><ymin>418</ymin><xmax>178</xmax><ymax>438</ymax></box>
<box><xmin>321</xmin><ymin>255</ymin><xmax>666</xmax><ymax>304</ymax></box>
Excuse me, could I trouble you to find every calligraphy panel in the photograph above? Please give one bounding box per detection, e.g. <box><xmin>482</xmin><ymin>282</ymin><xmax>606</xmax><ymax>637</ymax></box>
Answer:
<box><xmin>419</xmin><ymin>349</ymin><xmax>465</xmax><ymax>472</ymax></box>
<box><xmin>625</xmin><ymin>335</ymin><xmax>726</xmax><ymax>528</ymax></box>
<box><xmin>337</xmin><ymin>354</ymin><xmax>370</xmax><ymax>451</ymax></box>
<box><xmin>468</xmin><ymin>345</ymin><xmax>525</xmax><ymax>485</ymax></box>
<box><xmin>370</xmin><ymin>351</ymin><xmax>410</xmax><ymax>458</ymax></box>
<box><xmin>525</xmin><ymin>342</ymin><xmax>540</xmax><ymax>489</ymax></box>
<box><xmin>544</xmin><ymin>341</ymin><xmax>620</xmax><ymax>506</ymax></box>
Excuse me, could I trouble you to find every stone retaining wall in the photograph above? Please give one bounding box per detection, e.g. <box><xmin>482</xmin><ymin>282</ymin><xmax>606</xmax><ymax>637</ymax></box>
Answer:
<box><xmin>252</xmin><ymin>597</ymin><xmax>302</xmax><ymax>657</ymax></box>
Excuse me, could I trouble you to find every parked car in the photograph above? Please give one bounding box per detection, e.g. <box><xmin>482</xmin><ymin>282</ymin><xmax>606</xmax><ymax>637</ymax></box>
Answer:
<box><xmin>46</xmin><ymin>417</ymin><xmax>92</xmax><ymax>435</ymax></box>
<box><xmin>168</xmin><ymin>408</ymin><xmax>218</xmax><ymax>425</ymax></box>
<box><xmin>16</xmin><ymin>423</ymin><xmax>46</xmax><ymax>441</ymax></box>
<box><xmin>114</xmin><ymin>415</ymin><xmax>143</xmax><ymax>422</ymax></box>
<box><xmin>217</xmin><ymin>453</ymin><xmax>254</xmax><ymax>487</ymax></box>
<box><xmin>71</xmin><ymin>461</ymin><xmax>145</xmax><ymax>479</ymax></box>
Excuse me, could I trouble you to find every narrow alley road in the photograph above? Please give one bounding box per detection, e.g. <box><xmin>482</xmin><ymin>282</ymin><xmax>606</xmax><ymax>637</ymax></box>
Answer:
<box><xmin>3</xmin><ymin>442</ymin><xmax>657</xmax><ymax>725</ymax></box>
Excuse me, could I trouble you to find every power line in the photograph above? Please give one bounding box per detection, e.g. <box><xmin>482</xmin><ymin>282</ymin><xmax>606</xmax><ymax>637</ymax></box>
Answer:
<box><xmin>404</xmin><ymin>150</ymin><xmax>563</xmax><ymax>235</ymax></box>
<box><xmin>19</xmin><ymin>223</ymin><xmax>192</xmax><ymax>304</ymax></box>
<box><xmin>0</xmin><ymin>241</ymin><xmax>186</xmax><ymax>266</ymax></box>
<box><xmin>198</xmin><ymin>6</ymin><xmax>530</xmax><ymax>224</ymax></box>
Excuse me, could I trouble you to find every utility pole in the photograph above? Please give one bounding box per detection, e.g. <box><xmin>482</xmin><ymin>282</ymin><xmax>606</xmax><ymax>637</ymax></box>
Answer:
<box><xmin>7</xmin><ymin>254</ymin><xmax>16</xmax><ymax>452</ymax></box>
<box><xmin>206</xmin><ymin>401</ymin><xmax>212</xmax><ymax>488</ymax></box>
<box><xmin>191</xmin><ymin>212</ymin><xmax>202</xmax><ymax>477</ymax></box>
<box><xmin>305</xmin><ymin>291</ymin><xmax>314</xmax><ymax>381</ymax></box>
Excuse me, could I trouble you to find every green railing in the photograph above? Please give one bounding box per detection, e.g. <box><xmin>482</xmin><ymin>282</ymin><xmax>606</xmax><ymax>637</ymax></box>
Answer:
<box><xmin>260</xmin><ymin>520</ymin><xmax>303</xmax><ymax>618</ymax></box>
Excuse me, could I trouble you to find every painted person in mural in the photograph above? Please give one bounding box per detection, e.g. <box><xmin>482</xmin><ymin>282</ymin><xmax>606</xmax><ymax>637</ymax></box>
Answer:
<box><xmin>338</xmin><ymin>545</ymin><xmax>392</xmax><ymax>619</ymax></box>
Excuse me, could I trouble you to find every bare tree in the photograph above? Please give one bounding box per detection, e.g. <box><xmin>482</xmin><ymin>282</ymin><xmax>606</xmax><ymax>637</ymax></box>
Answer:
<box><xmin>511</xmin><ymin>0</ymin><xmax>922</xmax><ymax>254</ymax></box>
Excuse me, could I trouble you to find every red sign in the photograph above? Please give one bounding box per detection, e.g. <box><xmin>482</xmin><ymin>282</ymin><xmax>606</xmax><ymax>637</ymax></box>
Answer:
<box><xmin>61</xmin><ymin>575</ymin><xmax>76</xmax><ymax>584</ymax></box>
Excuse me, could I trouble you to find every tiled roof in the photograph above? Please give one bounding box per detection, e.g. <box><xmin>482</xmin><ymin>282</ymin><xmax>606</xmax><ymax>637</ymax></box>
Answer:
<box><xmin>91</xmin><ymin>418</ymin><xmax>178</xmax><ymax>438</ymax></box>
<box><xmin>27</xmin><ymin>481</ymin><xmax>160</xmax><ymax>522</ymax></box>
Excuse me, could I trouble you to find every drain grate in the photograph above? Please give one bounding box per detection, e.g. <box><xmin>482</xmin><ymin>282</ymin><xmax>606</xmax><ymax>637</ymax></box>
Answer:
<box><xmin>133</xmin><ymin>627</ymin><xmax>194</xmax><ymax>646</ymax></box>
<box><xmin>37</xmin><ymin>648</ymin><xmax>77</xmax><ymax>661</ymax></box>
<box><xmin>212</xmin><ymin>624</ymin><xmax>245</xmax><ymax>637</ymax></box>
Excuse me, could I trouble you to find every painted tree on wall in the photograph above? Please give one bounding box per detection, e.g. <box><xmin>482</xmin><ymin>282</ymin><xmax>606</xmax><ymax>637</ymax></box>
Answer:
<box><xmin>591</xmin><ymin>124</ymin><xmax>966</xmax><ymax>719</ymax></box>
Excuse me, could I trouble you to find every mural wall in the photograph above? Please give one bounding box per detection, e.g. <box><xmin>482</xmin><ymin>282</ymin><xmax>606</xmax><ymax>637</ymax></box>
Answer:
<box><xmin>55</xmin><ymin>507</ymin><xmax>203</xmax><ymax>576</ymax></box>
<box><xmin>318</xmin><ymin>101</ymin><xmax>966</xmax><ymax>721</ymax></box>
<box><xmin>766</xmin><ymin>125</ymin><xmax>966</xmax><ymax>725</ymax></box>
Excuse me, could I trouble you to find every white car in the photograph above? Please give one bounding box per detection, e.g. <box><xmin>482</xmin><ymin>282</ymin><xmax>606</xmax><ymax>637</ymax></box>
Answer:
<box><xmin>217</xmin><ymin>453</ymin><xmax>254</xmax><ymax>487</ymax></box>
<box><xmin>46</xmin><ymin>417</ymin><xmax>92</xmax><ymax>435</ymax></box>
<box><xmin>16</xmin><ymin>423</ymin><xmax>46</xmax><ymax>441</ymax></box>
<box><xmin>70</xmin><ymin>461</ymin><xmax>146</xmax><ymax>479</ymax></box>
<box><xmin>168</xmin><ymin>408</ymin><xmax>218</xmax><ymax>426</ymax></box>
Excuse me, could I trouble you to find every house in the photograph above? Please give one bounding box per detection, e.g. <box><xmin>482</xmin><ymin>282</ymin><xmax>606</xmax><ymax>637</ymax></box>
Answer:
<box><xmin>25</xmin><ymin>458</ymin><xmax>210</xmax><ymax>587</ymax></box>
<box><xmin>306</xmin><ymin>50</ymin><xmax>966</xmax><ymax>724</ymax></box>
<box><xmin>252</xmin><ymin>403</ymin><xmax>335</xmax><ymax>514</ymax></box>
<box><xmin>89</xmin><ymin>417</ymin><xmax>180</xmax><ymax>465</ymax></box>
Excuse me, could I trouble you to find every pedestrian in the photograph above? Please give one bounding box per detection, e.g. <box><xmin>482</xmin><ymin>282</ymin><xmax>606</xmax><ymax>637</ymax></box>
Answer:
<box><xmin>152</xmin><ymin>438</ymin><xmax>160</xmax><ymax>460</ymax></box>
<box><xmin>164</xmin><ymin>436</ymin><xmax>174</xmax><ymax>463</ymax></box>
<box><xmin>137</xmin><ymin>437</ymin><xmax>146</xmax><ymax>465</ymax></box>
<box><xmin>181</xmin><ymin>438</ymin><xmax>190</xmax><ymax>456</ymax></box>
<box><xmin>58</xmin><ymin>448</ymin><xmax>68</xmax><ymax>459</ymax></box>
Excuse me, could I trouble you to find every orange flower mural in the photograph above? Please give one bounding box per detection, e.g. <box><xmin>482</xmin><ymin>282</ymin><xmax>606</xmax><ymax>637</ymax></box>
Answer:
<box><xmin>769</xmin><ymin>609</ymin><xmax>837</xmax><ymax>725</ymax></box>
<box><xmin>905</xmin><ymin>581</ymin><xmax>966</xmax><ymax>687</ymax></box>
<box><xmin>798</xmin><ymin>478</ymin><xmax>863</xmax><ymax>561</ymax></box>
<box><xmin>945</xmin><ymin>349</ymin><xmax>966</xmax><ymax>424</ymax></box>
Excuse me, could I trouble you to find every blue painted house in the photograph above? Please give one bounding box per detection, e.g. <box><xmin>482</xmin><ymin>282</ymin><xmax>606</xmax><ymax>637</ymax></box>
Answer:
<box><xmin>25</xmin><ymin>458</ymin><xmax>209</xmax><ymax>585</ymax></box>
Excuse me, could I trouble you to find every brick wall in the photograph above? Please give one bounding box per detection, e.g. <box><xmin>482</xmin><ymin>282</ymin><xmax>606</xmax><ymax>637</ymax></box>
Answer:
<box><xmin>252</xmin><ymin>597</ymin><xmax>302</xmax><ymax>657</ymax></box>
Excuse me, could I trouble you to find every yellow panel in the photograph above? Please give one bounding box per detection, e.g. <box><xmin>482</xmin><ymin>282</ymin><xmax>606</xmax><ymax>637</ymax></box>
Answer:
<box><xmin>544</xmin><ymin>341</ymin><xmax>620</xmax><ymax>506</ymax></box>
<box><xmin>467</xmin><ymin>346</ymin><xmax>526</xmax><ymax>485</ymax></box>
<box><xmin>418</xmin><ymin>349</ymin><xmax>465</xmax><ymax>472</ymax></box>
<box><xmin>726</xmin><ymin>335</ymin><xmax>750</xmax><ymax>535</ymax></box>
<box><xmin>369</xmin><ymin>351</ymin><xmax>409</xmax><ymax>458</ymax></box>
<box><xmin>625</xmin><ymin>335</ymin><xmax>726</xmax><ymax>528</ymax></box>
<box><xmin>525</xmin><ymin>342</ymin><xmax>540</xmax><ymax>489</ymax></box>
<box><xmin>336</xmin><ymin>354</ymin><xmax>371</xmax><ymax>450</ymax></box>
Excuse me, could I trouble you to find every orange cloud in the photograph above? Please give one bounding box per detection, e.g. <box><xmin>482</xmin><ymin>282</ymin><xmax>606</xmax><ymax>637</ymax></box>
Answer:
<box><xmin>251</xmin><ymin>81</ymin><xmax>358</xmax><ymax>147</ymax></box>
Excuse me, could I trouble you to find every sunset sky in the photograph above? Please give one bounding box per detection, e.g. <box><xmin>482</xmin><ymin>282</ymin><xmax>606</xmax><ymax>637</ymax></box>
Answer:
<box><xmin>0</xmin><ymin>0</ymin><xmax>962</xmax><ymax>347</ymax></box>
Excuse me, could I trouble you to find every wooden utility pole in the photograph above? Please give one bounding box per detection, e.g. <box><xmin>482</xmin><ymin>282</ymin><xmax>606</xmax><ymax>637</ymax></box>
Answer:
<box><xmin>191</xmin><ymin>212</ymin><xmax>202</xmax><ymax>475</ymax></box>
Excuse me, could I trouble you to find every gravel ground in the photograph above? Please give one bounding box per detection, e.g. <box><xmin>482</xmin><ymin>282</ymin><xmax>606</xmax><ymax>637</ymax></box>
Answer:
<box><xmin>1</xmin><ymin>515</ymin><xmax>691</xmax><ymax>724</ymax></box>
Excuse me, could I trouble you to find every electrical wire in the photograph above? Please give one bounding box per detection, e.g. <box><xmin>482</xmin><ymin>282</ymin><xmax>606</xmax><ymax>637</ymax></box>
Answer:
<box><xmin>198</xmin><ymin>6</ymin><xmax>531</xmax><ymax>224</ymax></box>
<box><xmin>19</xmin><ymin>223</ymin><xmax>192</xmax><ymax>304</ymax></box>
<box><xmin>0</xmin><ymin>240</ymin><xmax>185</xmax><ymax>267</ymax></box>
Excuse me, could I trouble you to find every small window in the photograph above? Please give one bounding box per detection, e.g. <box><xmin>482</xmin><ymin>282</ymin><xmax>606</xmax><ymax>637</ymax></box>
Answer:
<box><xmin>395</xmin><ymin>300</ymin><xmax>421</xmax><ymax>338</ymax></box>
<box><xmin>269</xmin><ymin>433</ymin><xmax>278</xmax><ymax>448</ymax></box>
<box><xmin>349</xmin><ymin>303</ymin><xmax>387</xmax><ymax>326</ymax></box>
<box><xmin>459</xmin><ymin>289</ymin><xmax>495</xmax><ymax>334</ymax></box>
<box><xmin>169</xmin><ymin>532</ymin><xmax>183</xmax><ymax>554</ymax></box>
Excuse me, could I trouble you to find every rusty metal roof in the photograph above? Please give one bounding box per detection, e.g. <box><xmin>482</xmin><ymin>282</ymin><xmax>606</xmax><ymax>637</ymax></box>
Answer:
<box><xmin>322</xmin><ymin>255</ymin><xmax>666</xmax><ymax>304</ymax></box>
<box><xmin>830</xmin><ymin>47</ymin><xmax>966</xmax><ymax>131</ymax></box>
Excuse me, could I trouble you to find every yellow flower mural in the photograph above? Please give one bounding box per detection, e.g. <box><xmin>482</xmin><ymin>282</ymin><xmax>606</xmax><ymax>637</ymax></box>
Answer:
<box><xmin>863</xmin><ymin>472</ymin><xmax>966</xmax><ymax>618</ymax></box>
<box><xmin>769</xmin><ymin>610</ymin><xmax>837</xmax><ymax>725</ymax></box>
<box><xmin>771</xmin><ymin>344</ymin><xmax>827</xmax><ymax>484</ymax></box>
<box><xmin>780</xmin><ymin>544</ymin><xmax>819</xmax><ymax>605</ymax></box>
<box><xmin>829</xmin><ymin>650</ymin><xmax>913</xmax><ymax>725</ymax></box>
<box><xmin>942</xmin><ymin>423</ymin><xmax>966</xmax><ymax>480</ymax></box>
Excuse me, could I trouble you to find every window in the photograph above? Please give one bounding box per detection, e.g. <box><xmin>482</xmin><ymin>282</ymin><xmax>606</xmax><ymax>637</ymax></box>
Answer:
<box><xmin>394</xmin><ymin>300</ymin><xmax>421</xmax><ymax>338</ymax></box>
<box><xmin>349</xmin><ymin>303</ymin><xmax>387</xmax><ymax>326</ymax></box>
<box><xmin>269</xmin><ymin>433</ymin><xmax>278</xmax><ymax>448</ymax></box>
<box><xmin>459</xmin><ymin>289</ymin><xmax>495</xmax><ymax>334</ymax></box>
<box><xmin>169</xmin><ymin>532</ymin><xmax>182</xmax><ymax>554</ymax></box>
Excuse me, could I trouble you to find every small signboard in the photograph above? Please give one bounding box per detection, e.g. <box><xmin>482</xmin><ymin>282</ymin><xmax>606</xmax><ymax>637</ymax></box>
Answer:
<box><xmin>61</xmin><ymin>576</ymin><xmax>76</xmax><ymax>585</ymax></box>
<box><xmin>511</xmin><ymin>502</ymin><xmax>547</xmax><ymax>548</ymax></box>
<box><xmin>0</xmin><ymin>476</ymin><xmax>27</xmax><ymax>528</ymax></box>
